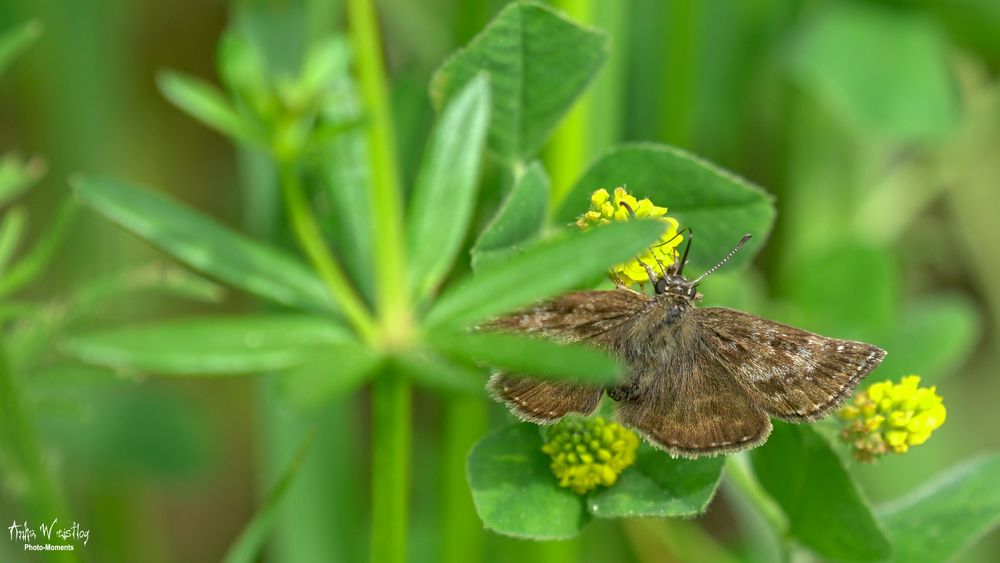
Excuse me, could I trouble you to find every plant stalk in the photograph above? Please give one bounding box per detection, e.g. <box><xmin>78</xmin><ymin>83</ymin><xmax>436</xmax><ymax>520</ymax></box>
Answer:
<box><xmin>279</xmin><ymin>164</ymin><xmax>377</xmax><ymax>343</ymax></box>
<box><xmin>370</xmin><ymin>369</ymin><xmax>412</xmax><ymax>563</ymax></box>
<box><xmin>440</xmin><ymin>397</ymin><xmax>486</xmax><ymax>563</ymax></box>
<box><xmin>545</xmin><ymin>0</ymin><xmax>594</xmax><ymax>207</ymax></box>
<box><xmin>724</xmin><ymin>453</ymin><xmax>790</xmax><ymax>562</ymax></box>
<box><xmin>346</xmin><ymin>1</ymin><xmax>414</xmax><ymax>562</ymax></box>
<box><xmin>347</xmin><ymin>0</ymin><xmax>410</xmax><ymax>332</ymax></box>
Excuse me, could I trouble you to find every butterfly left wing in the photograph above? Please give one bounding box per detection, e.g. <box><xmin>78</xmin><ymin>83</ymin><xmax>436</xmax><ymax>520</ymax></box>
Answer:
<box><xmin>485</xmin><ymin>288</ymin><xmax>651</xmax><ymax>424</ymax></box>
<box><xmin>695</xmin><ymin>307</ymin><xmax>886</xmax><ymax>422</ymax></box>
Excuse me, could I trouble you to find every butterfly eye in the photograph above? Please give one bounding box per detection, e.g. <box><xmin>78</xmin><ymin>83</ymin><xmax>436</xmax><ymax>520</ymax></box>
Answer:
<box><xmin>654</xmin><ymin>278</ymin><xmax>668</xmax><ymax>294</ymax></box>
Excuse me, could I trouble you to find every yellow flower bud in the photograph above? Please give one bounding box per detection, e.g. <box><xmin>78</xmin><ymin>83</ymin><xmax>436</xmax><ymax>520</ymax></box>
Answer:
<box><xmin>541</xmin><ymin>416</ymin><xmax>640</xmax><ymax>495</ymax></box>
<box><xmin>575</xmin><ymin>187</ymin><xmax>683</xmax><ymax>287</ymax></box>
<box><xmin>837</xmin><ymin>375</ymin><xmax>946</xmax><ymax>462</ymax></box>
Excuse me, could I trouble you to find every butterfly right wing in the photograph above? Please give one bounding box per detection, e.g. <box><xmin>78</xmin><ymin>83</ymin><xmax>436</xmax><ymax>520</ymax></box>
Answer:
<box><xmin>485</xmin><ymin>288</ymin><xmax>651</xmax><ymax>424</ymax></box>
<box><xmin>696</xmin><ymin>307</ymin><xmax>886</xmax><ymax>422</ymax></box>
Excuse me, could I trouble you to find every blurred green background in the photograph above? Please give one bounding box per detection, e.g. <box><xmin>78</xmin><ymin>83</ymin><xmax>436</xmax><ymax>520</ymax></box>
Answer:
<box><xmin>1</xmin><ymin>0</ymin><xmax>999</xmax><ymax>561</ymax></box>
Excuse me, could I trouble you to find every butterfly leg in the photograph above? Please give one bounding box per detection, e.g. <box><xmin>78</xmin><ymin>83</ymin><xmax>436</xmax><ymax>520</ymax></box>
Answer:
<box><xmin>607</xmin><ymin>381</ymin><xmax>640</xmax><ymax>402</ymax></box>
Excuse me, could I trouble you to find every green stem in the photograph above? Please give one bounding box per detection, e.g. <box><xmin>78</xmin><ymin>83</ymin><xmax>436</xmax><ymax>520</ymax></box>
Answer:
<box><xmin>347</xmin><ymin>0</ymin><xmax>410</xmax><ymax>332</ymax></box>
<box><xmin>545</xmin><ymin>0</ymin><xmax>593</xmax><ymax>207</ymax></box>
<box><xmin>440</xmin><ymin>398</ymin><xmax>486</xmax><ymax>563</ymax></box>
<box><xmin>724</xmin><ymin>453</ymin><xmax>790</xmax><ymax>562</ymax></box>
<box><xmin>279</xmin><ymin>164</ymin><xmax>378</xmax><ymax>342</ymax></box>
<box><xmin>0</xmin><ymin>343</ymin><xmax>78</xmax><ymax>563</ymax></box>
<box><xmin>370</xmin><ymin>369</ymin><xmax>411</xmax><ymax>563</ymax></box>
<box><xmin>346</xmin><ymin>1</ymin><xmax>414</xmax><ymax>560</ymax></box>
<box><xmin>660</xmin><ymin>0</ymin><xmax>700</xmax><ymax>148</ymax></box>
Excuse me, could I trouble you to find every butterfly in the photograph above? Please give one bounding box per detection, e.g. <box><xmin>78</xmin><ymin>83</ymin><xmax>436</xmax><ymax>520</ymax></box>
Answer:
<box><xmin>486</xmin><ymin>232</ymin><xmax>886</xmax><ymax>458</ymax></box>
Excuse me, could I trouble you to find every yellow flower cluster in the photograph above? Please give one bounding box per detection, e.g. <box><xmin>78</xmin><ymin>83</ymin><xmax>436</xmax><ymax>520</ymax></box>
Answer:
<box><xmin>541</xmin><ymin>416</ymin><xmax>640</xmax><ymax>495</ymax></box>
<box><xmin>838</xmin><ymin>375</ymin><xmax>946</xmax><ymax>462</ymax></box>
<box><xmin>575</xmin><ymin>187</ymin><xmax>683</xmax><ymax>286</ymax></box>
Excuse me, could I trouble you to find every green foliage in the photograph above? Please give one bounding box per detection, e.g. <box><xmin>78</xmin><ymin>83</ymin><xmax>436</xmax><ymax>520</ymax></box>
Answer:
<box><xmin>588</xmin><ymin>445</ymin><xmax>723</xmax><ymax>518</ymax></box>
<box><xmin>279</xmin><ymin>346</ymin><xmax>382</xmax><ymax>410</ymax></box>
<box><xmin>785</xmin><ymin>241</ymin><xmax>897</xmax><ymax>337</ymax></box>
<box><xmin>222</xmin><ymin>431</ymin><xmax>316</xmax><ymax>563</ymax></box>
<box><xmin>471</xmin><ymin>161</ymin><xmax>549</xmax><ymax>271</ymax></box>
<box><xmin>791</xmin><ymin>2</ymin><xmax>958</xmax><ymax>141</ymax></box>
<box><xmin>407</xmin><ymin>75</ymin><xmax>491</xmax><ymax>300</ymax></box>
<box><xmin>430</xmin><ymin>1</ymin><xmax>606</xmax><ymax>164</ymax></box>
<box><xmin>0</xmin><ymin>199</ymin><xmax>75</xmax><ymax>298</ymax></box>
<box><xmin>62</xmin><ymin>315</ymin><xmax>351</xmax><ymax>375</ymax></box>
<box><xmin>751</xmin><ymin>422</ymin><xmax>892</xmax><ymax>561</ymax></box>
<box><xmin>879</xmin><ymin>294</ymin><xmax>980</xmax><ymax>383</ymax></box>
<box><xmin>72</xmin><ymin>177</ymin><xmax>336</xmax><ymax>313</ymax></box>
<box><xmin>425</xmin><ymin>220</ymin><xmax>664</xmax><ymax>328</ymax></box>
<box><xmin>467</xmin><ymin>424</ymin><xmax>588</xmax><ymax>540</ymax></box>
<box><xmin>0</xmin><ymin>20</ymin><xmax>41</xmax><ymax>77</ymax></box>
<box><xmin>42</xmin><ymin>383</ymin><xmax>211</xmax><ymax>479</ymax></box>
<box><xmin>468</xmin><ymin>424</ymin><xmax>725</xmax><ymax>539</ymax></box>
<box><xmin>158</xmin><ymin>71</ymin><xmax>266</xmax><ymax>149</ymax></box>
<box><xmin>26</xmin><ymin>1</ymin><xmax>997</xmax><ymax>562</ymax></box>
<box><xmin>430</xmin><ymin>331</ymin><xmax>620</xmax><ymax>385</ymax></box>
<box><xmin>879</xmin><ymin>454</ymin><xmax>1000</xmax><ymax>562</ymax></box>
<box><xmin>557</xmin><ymin>144</ymin><xmax>776</xmax><ymax>271</ymax></box>
<box><xmin>0</xmin><ymin>154</ymin><xmax>46</xmax><ymax>208</ymax></box>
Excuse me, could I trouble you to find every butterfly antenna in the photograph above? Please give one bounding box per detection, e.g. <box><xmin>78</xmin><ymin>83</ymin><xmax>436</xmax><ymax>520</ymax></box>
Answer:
<box><xmin>688</xmin><ymin>234</ymin><xmax>752</xmax><ymax>287</ymax></box>
<box><xmin>676</xmin><ymin>228</ymin><xmax>694</xmax><ymax>276</ymax></box>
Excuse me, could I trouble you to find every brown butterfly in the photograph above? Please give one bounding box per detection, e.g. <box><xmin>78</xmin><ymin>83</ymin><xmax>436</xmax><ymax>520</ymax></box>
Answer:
<box><xmin>486</xmin><ymin>232</ymin><xmax>885</xmax><ymax>458</ymax></box>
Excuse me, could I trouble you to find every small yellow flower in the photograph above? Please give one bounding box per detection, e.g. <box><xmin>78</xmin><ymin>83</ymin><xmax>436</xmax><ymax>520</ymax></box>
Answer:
<box><xmin>541</xmin><ymin>416</ymin><xmax>640</xmax><ymax>494</ymax></box>
<box><xmin>837</xmin><ymin>375</ymin><xmax>946</xmax><ymax>462</ymax></box>
<box><xmin>575</xmin><ymin>187</ymin><xmax>683</xmax><ymax>286</ymax></box>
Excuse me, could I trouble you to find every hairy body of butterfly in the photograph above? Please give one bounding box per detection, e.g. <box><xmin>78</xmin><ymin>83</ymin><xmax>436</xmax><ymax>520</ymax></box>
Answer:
<box><xmin>487</xmin><ymin>285</ymin><xmax>886</xmax><ymax>458</ymax></box>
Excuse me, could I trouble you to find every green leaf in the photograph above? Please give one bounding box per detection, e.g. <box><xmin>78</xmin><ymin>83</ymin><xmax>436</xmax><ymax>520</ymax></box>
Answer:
<box><xmin>0</xmin><ymin>198</ymin><xmax>75</xmax><ymax>298</ymax></box>
<box><xmin>785</xmin><ymin>241</ymin><xmax>897</xmax><ymax>338</ymax></box>
<box><xmin>69</xmin><ymin>263</ymin><xmax>226</xmax><ymax>314</ymax></box>
<box><xmin>391</xmin><ymin>350</ymin><xmax>484</xmax><ymax>395</ymax></box>
<box><xmin>424</xmin><ymin>220</ymin><xmax>664</xmax><ymax>328</ymax></box>
<box><xmin>280</xmin><ymin>346</ymin><xmax>382</xmax><ymax>410</ymax></box>
<box><xmin>790</xmin><ymin>3</ymin><xmax>958</xmax><ymax>141</ymax></box>
<box><xmin>72</xmin><ymin>176</ymin><xmax>336</xmax><ymax>313</ymax></box>
<box><xmin>0</xmin><ymin>154</ymin><xmax>46</xmax><ymax>207</ymax></box>
<box><xmin>217</xmin><ymin>32</ymin><xmax>269</xmax><ymax>106</ymax></box>
<box><xmin>222</xmin><ymin>430</ymin><xmax>316</xmax><ymax>563</ymax></box>
<box><xmin>0</xmin><ymin>207</ymin><xmax>27</xmax><ymax>275</ymax></box>
<box><xmin>284</xmin><ymin>37</ymin><xmax>349</xmax><ymax>111</ymax></box>
<box><xmin>557</xmin><ymin>144</ymin><xmax>775</xmax><ymax>272</ymax></box>
<box><xmin>407</xmin><ymin>74</ymin><xmax>491</xmax><ymax>299</ymax></box>
<box><xmin>471</xmin><ymin>161</ymin><xmax>549</xmax><ymax>271</ymax></box>
<box><xmin>467</xmin><ymin>424</ymin><xmax>587</xmax><ymax>539</ymax></box>
<box><xmin>62</xmin><ymin>315</ymin><xmax>351</xmax><ymax>375</ymax></box>
<box><xmin>751</xmin><ymin>422</ymin><xmax>891</xmax><ymax>561</ymax></box>
<box><xmin>0</xmin><ymin>20</ymin><xmax>41</xmax><ymax>77</ymax></box>
<box><xmin>314</xmin><ymin>61</ymin><xmax>375</xmax><ymax>303</ymax></box>
<box><xmin>588</xmin><ymin>445</ymin><xmax>723</xmax><ymax>518</ymax></box>
<box><xmin>878</xmin><ymin>454</ymin><xmax>1000</xmax><ymax>563</ymax></box>
<box><xmin>879</xmin><ymin>294</ymin><xmax>980</xmax><ymax>384</ymax></box>
<box><xmin>430</xmin><ymin>331</ymin><xmax>620</xmax><ymax>385</ymax></box>
<box><xmin>157</xmin><ymin>71</ymin><xmax>266</xmax><ymax>148</ymax></box>
<box><xmin>430</xmin><ymin>1</ymin><xmax>606</xmax><ymax>164</ymax></box>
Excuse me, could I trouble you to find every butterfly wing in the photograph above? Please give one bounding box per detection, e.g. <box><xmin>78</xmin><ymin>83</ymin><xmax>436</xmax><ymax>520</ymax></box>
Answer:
<box><xmin>614</xmin><ymin>312</ymin><xmax>772</xmax><ymax>457</ymax></box>
<box><xmin>486</xmin><ymin>289</ymin><xmax>651</xmax><ymax>424</ymax></box>
<box><xmin>696</xmin><ymin>307</ymin><xmax>886</xmax><ymax>422</ymax></box>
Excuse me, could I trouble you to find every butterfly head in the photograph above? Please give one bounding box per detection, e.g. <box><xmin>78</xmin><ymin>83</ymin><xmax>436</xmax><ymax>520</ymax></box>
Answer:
<box><xmin>653</xmin><ymin>274</ymin><xmax>699</xmax><ymax>300</ymax></box>
<box><xmin>646</xmin><ymin>232</ymin><xmax>752</xmax><ymax>302</ymax></box>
